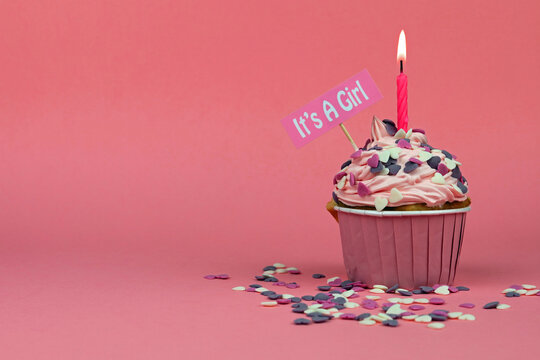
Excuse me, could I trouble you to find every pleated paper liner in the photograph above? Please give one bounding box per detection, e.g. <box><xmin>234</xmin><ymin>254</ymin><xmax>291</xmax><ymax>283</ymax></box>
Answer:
<box><xmin>335</xmin><ymin>206</ymin><xmax>470</xmax><ymax>289</ymax></box>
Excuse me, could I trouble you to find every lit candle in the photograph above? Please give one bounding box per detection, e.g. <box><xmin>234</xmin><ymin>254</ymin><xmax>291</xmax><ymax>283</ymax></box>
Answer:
<box><xmin>396</xmin><ymin>30</ymin><xmax>408</xmax><ymax>131</ymax></box>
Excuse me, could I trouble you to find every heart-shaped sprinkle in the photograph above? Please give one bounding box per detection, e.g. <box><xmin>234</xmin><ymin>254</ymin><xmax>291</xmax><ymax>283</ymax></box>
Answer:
<box><xmin>412</xmin><ymin>128</ymin><xmax>425</xmax><ymax>134</ymax></box>
<box><xmin>378</xmin><ymin>150</ymin><xmax>390</xmax><ymax>163</ymax></box>
<box><xmin>389</xmin><ymin>147</ymin><xmax>401</xmax><ymax>159</ymax></box>
<box><xmin>451</xmin><ymin>166</ymin><xmax>462</xmax><ymax>179</ymax></box>
<box><xmin>332</xmin><ymin>192</ymin><xmax>339</xmax><ymax>203</ymax></box>
<box><xmin>452</xmin><ymin>184</ymin><xmax>463</xmax><ymax>194</ymax></box>
<box><xmin>409</xmin><ymin>157</ymin><xmax>422</xmax><ymax>165</ymax></box>
<box><xmin>403</xmin><ymin>161</ymin><xmax>419</xmax><ymax>173</ymax></box>
<box><xmin>374</xmin><ymin>197</ymin><xmax>388</xmax><ymax>211</ymax></box>
<box><xmin>368</xmin><ymin>146</ymin><xmax>383</xmax><ymax>151</ymax></box>
<box><xmin>349</xmin><ymin>173</ymin><xmax>356</xmax><ymax>186</ymax></box>
<box><xmin>441</xmin><ymin>150</ymin><xmax>453</xmax><ymax>159</ymax></box>
<box><xmin>336</xmin><ymin>176</ymin><xmax>347</xmax><ymax>189</ymax></box>
<box><xmin>341</xmin><ymin>160</ymin><xmax>352</xmax><ymax>169</ymax></box>
<box><xmin>397</xmin><ymin>139</ymin><xmax>412</xmax><ymax>149</ymax></box>
<box><xmin>444</xmin><ymin>159</ymin><xmax>456</xmax><ymax>170</ymax></box>
<box><xmin>333</xmin><ymin>171</ymin><xmax>347</xmax><ymax>184</ymax></box>
<box><xmin>350</xmin><ymin>149</ymin><xmax>363</xmax><ymax>159</ymax></box>
<box><xmin>361</xmin><ymin>138</ymin><xmax>371</xmax><ymax>150</ymax></box>
<box><xmin>394</xmin><ymin>128</ymin><xmax>406</xmax><ymax>139</ymax></box>
<box><xmin>382</xmin><ymin>119</ymin><xmax>396</xmax><ymax>127</ymax></box>
<box><xmin>387</xmin><ymin>164</ymin><xmax>401</xmax><ymax>175</ymax></box>
<box><xmin>427</xmin><ymin>156</ymin><xmax>441</xmax><ymax>169</ymax></box>
<box><xmin>418</xmin><ymin>150</ymin><xmax>433</xmax><ymax>162</ymax></box>
<box><xmin>456</xmin><ymin>181</ymin><xmax>468</xmax><ymax>194</ymax></box>
<box><xmin>421</xmin><ymin>143</ymin><xmax>433</xmax><ymax>150</ymax></box>
<box><xmin>370</xmin><ymin>162</ymin><xmax>384</xmax><ymax>173</ymax></box>
<box><xmin>437</xmin><ymin>162</ymin><xmax>449</xmax><ymax>175</ymax></box>
<box><xmin>431</xmin><ymin>173</ymin><xmax>446</xmax><ymax>185</ymax></box>
<box><xmin>405</xmin><ymin>128</ymin><xmax>413</xmax><ymax>139</ymax></box>
<box><xmin>389</xmin><ymin>188</ymin><xmax>403</xmax><ymax>203</ymax></box>
<box><xmin>367</xmin><ymin>154</ymin><xmax>379</xmax><ymax>167</ymax></box>
<box><xmin>379</xmin><ymin>167</ymin><xmax>390</xmax><ymax>176</ymax></box>
<box><xmin>357</xmin><ymin>182</ymin><xmax>370</xmax><ymax>196</ymax></box>
<box><xmin>382</xmin><ymin>120</ymin><xmax>397</xmax><ymax>136</ymax></box>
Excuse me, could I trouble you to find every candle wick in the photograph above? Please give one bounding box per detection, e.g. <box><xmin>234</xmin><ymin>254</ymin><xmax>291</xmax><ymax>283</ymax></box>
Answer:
<box><xmin>400</xmin><ymin>60</ymin><xmax>403</xmax><ymax>73</ymax></box>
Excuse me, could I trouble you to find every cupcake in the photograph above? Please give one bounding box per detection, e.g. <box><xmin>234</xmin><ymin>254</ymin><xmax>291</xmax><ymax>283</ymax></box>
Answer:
<box><xmin>327</xmin><ymin>116</ymin><xmax>470</xmax><ymax>288</ymax></box>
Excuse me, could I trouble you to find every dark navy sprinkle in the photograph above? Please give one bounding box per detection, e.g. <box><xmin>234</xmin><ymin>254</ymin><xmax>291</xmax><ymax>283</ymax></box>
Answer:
<box><xmin>341</xmin><ymin>160</ymin><xmax>352</xmax><ymax>169</ymax></box>
<box><xmin>420</xmin><ymin>286</ymin><xmax>434</xmax><ymax>293</ymax></box>
<box><xmin>421</xmin><ymin>143</ymin><xmax>433</xmax><ymax>150</ymax></box>
<box><xmin>293</xmin><ymin>307</ymin><xmax>307</xmax><ymax>313</ymax></box>
<box><xmin>403</xmin><ymin>161</ymin><xmax>419</xmax><ymax>173</ymax></box>
<box><xmin>332</xmin><ymin>297</ymin><xmax>347</xmax><ymax>305</ymax></box>
<box><xmin>249</xmin><ymin>284</ymin><xmax>262</xmax><ymax>288</ymax></box>
<box><xmin>382</xmin><ymin>319</ymin><xmax>399</xmax><ymax>327</ymax></box>
<box><xmin>268</xmin><ymin>294</ymin><xmax>281</xmax><ymax>300</ymax></box>
<box><xmin>505</xmin><ymin>292</ymin><xmax>515</xmax><ymax>298</ymax></box>
<box><xmin>451</xmin><ymin>166</ymin><xmax>462</xmax><ymax>179</ymax></box>
<box><xmin>441</xmin><ymin>150</ymin><xmax>453</xmax><ymax>159</ymax></box>
<box><xmin>456</xmin><ymin>286</ymin><xmax>470</xmax><ymax>291</ymax></box>
<box><xmin>512</xmin><ymin>292</ymin><xmax>521</xmax><ymax>297</ymax></box>
<box><xmin>382</xmin><ymin>119</ymin><xmax>396</xmax><ymax>127</ymax></box>
<box><xmin>387</xmin><ymin>164</ymin><xmax>401</xmax><ymax>175</ymax></box>
<box><xmin>362</xmin><ymin>138</ymin><xmax>371</xmax><ymax>150</ymax></box>
<box><xmin>335</xmin><ymin>304</ymin><xmax>345</xmax><ymax>310</ymax></box>
<box><xmin>368</xmin><ymin>146</ymin><xmax>383</xmax><ymax>151</ymax></box>
<box><xmin>312</xmin><ymin>316</ymin><xmax>331</xmax><ymax>323</ymax></box>
<box><xmin>263</xmin><ymin>265</ymin><xmax>277</xmax><ymax>271</ymax></box>
<box><xmin>370</xmin><ymin>162</ymin><xmax>384</xmax><ymax>173</ymax></box>
<box><xmin>356</xmin><ymin>313</ymin><xmax>371</xmax><ymax>321</ymax></box>
<box><xmin>255</xmin><ymin>275</ymin><xmax>266</xmax><ymax>281</ymax></box>
<box><xmin>291</xmin><ymin>297</ymin><xmax>302</xmax><ymax>303</ymax></box>
<box><xmin>397</xmin><ymin>290</ymin><xmax>413</xmax><ymax>296</ymax></box>
<box><xmin>483</xmin><ymin>301</ymin><xmax>499</xmax><ymax>309</ymax></box>
<box><xmin>314</xmin><ymin>293</ymin><xmax>330</xmax><ymax>301</ymax></box>
<box><xmin>329</xmin><ymin>290</ymin><xmax>342</xmax><ymax>294</ymax></box>
<box><xmin>332</xmin><ymin>192</ymin><xmax>339</xmax><ymax>204</ymax></box>
<box><xmin>312</xmin><ymin>273</ymin><xmax>326</xmax><ymax>279</ymax></box>
<box><xmin>388</xmin><ymin>314</ymin><xmax>400</xmax><ymax>319</ymax></box>
<box><xmin>294</xmin><ymin>318</ymin><xmax>311</xmax><ymax>325</ymax></box>
<box><xmin>386</xmin><ymin>284</ymin><xmax>400</xmax><ymax>293</ymax></box>
<box><xmin>318</xmin><ymin>285</ymin><xmax>331</xmax><ymax>291</ymax></box>
<box><xmin>340</xmin><ymin>280</ymin><xmax>354</xmax><ymax>287</ymax></box>
<box><xmin>457</xmin><ymin>182</ymin><xmax>468</xmax><ymax>194</ymax></box>
<box><xmin>427</xmin><ymin>156</ymin><xmax>441</xmax><ymax>169</ymax></box>
<box><xmin>462</xmin><ymin>176</ymin><xmax>467</xmax><ymax>184</ymax></box>
<box><xmin>292</xmin><ymin>303</ymin><xmax>307</xmax><ymax>309</ymax></box>
<box><xmin>412</xmin><ymin>289</ymin><xmax>423</xmax><ymax>294</ymax></box>
<box><xmin>264</xmin><ymin>277</ymin><xmax>278</xmax><ymax>282</ymax></box>
<box><xmin>382</xmin><ymin>306</ymin><xmax>390</xmax><ymax>311</ymax></box>
<box><xmin>430</xmin><ymin>314</ymin><xmax>447</xmax><ymax>321</ymax></box>
<box><xmin>261</xmin><ymin>291</ymin><xmax>276</xmax><ymax>296</ymax></box>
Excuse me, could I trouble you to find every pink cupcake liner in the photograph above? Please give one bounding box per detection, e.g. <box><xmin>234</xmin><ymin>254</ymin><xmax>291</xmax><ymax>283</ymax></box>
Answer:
<box><xmin>335</xmin><ymin>206</ymin><xmax>470</xmax><ymax>289</ymax></box>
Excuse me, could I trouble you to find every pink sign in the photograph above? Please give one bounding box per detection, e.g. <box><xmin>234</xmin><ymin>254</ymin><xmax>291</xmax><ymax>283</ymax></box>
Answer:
<box><xmin>281</xmin><ymin>69</ymin><xmax>383</xmax><ymax>148</ymax></box>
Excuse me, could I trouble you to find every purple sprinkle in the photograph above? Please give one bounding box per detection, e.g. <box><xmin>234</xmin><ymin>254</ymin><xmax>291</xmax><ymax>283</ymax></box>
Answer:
<box><xmin>368</xmin><ymin>146</ymin><xmax>383</xmax><ymax>151</ymax></box>
<box><xmin>397</xmin><ymin>139</ymin><xmax>412</xmax><ymax>149</ymax></box>
<box><xmin>357</xmin><ymin>182</ymin><xmax>370</xmax><ymax>197</ymax></box>
<box><xmin>351</xmin><ymin>149</ymin><xmax>363</xmax><ymax>159</ymax></box>
<box><xmin>409</xmin><ymin>157</ymin><xmax>422</xmax><ymax>165</ymax></box>
<box><xmin>429</xmin><ymin>297</ymin><xmax>445</xmax><ymax>305</ymax></box>
<box><xmin>334</xmin><ymin>171</ymin><xmax>347</xmax><ymax>184</ymax></box>
<box><xmin>401</xmin><ymin>311</ymin><xmax>415</xmax><ymax>316</ymax></box>
<box><xmin>441</xmin><ymin>150</ymin><xmax>453</xmax><ymax>159</ymax></box>
<box><xmin>350</xmin><ymin>173</ymin><xmax>356</xmax><ymax>186</ymax></box>
<box><xmin>456</xmin><ymin>181</ymin><xmax>468</xmax><ymax>194</ymax></box>
<box><xmin>245</xmin><ymin>287</ymin><xmax>256</xmax><ymax>292</ymax></box>
<box><xmin>437</xmin><ymin>162</ymin><xmax>449</xmax><ymax>175</ymax></box>
<box><xmin>382</xmin><ymin>302</ymin><xmax>394</xmax><ymax>308</ymax></box>
<box><xmin>216</xmin><ymin>274</ymin><xmax>230</xmax><ymax>279</ymax></box>
<box><xmin>432</xmin><ymin>310</ymin><xmax>449</xmax><ymax>317</ymax></box>
<box><xmin>322</xmin><ymin>302</ymin><xmax>334</xmax><ymax>309</ymax></box>
<box><xmin>204</xmin><ymin>275</ymin><xmax>216</xmax><ymax>280</ymax></box>
<box><xmin>412</xmin><ymin>128</ymin><xmax>425</xmax><ymax>134</ymax></box>
<box><xmin>451</xmin><ymin>166</ymin><xmax>462</xmax><ymax>179</ymax></box>
<box><xmin>289</xmin><ymin>270</ymin><xmax>301</xmax><ymax>275</ymax></box>
<box><xmin>275</xmin><ymin>281</ymin><xmax>286</xmax><ymax>286</ymax></box>
<box><xmin>367</xmin><ymin>154</ymin><xmax>380</xmax><ymax>168</ymax></box>
<box><xmin>286</xmin><ymin>283</ymin><xmax>298</xmax><ymax>289</ymax></box>
<box><xmin>370</xmin><ymin>162</ymin><xmax>384</xmax><ymax>173</ymax></box>
<box><xmin>341</xmin><ymin>160</ymin><xmax>352</xmax><ymax>169</ymax></box>
<box><xmin>328</xmin><ymin>279</ymin><xmax>342</xmax><ymax>287</ymax></box>
<box><xmin>459</xmin><ymin>303</ymin><xmax>475</xmax><ymax>309</ymax></box>
<box><xmin>352</xmin><ymin>286</ymin><xmax>364</xmax><ymax>291</ymax></box>
<box><xmin>483</xmin><ymin>301</ymin><xmax>499</xmax><ymax>309</ymax></box>
<box><xmin>277</xmin><ymin>298</ymin><xmax>291</xmax><ymax>304</ymax></box>
<box><xmin>449</xmin><ymin>286</ymin><xmax>459</xmax><ymax>293</ymax></box>
<box><xmin>403</xmin><ymin>161</ymin><xmax>419</xmax><ymax>173</ymax></box>
<box><xmin>510</xmin><ymin>284</ymin><xmax>523</xmax><ymax>290</ymax></box>
<box><xmin>409</xmin><ymin>304</ymin><xmax>425</xmax><ymax>311</ymax></box>
<box><xmin>382</xmin><ymin>119</ymin><xmax>398</xmax><ymax>136</ymax></box>
<box><xmin>340</xmin><ymin>313</ymin><xmax>357</xmax><ymax>320</ymax></box>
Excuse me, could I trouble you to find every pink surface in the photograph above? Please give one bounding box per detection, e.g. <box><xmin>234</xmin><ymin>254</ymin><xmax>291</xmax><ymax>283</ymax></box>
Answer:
<box><xmin>0</xmin><ymin>0</ymin><xmax>539</xmax><ymax>359</ymax></box>
<box><xmin>280</xmin><ymin>69</ymin><xmax>382</xmax><ymax>147</ymax></box>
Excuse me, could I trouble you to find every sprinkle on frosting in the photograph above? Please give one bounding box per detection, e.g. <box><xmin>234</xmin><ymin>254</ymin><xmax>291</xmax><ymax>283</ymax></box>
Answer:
<box><xmin>332</xmin><ymin>116</ymin><xmax>468</xmax><ymax>210</ymax></box>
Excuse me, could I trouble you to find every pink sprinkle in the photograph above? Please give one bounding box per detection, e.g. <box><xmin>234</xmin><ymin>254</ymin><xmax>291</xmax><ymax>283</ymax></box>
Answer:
<box><xmin>459</xmin><ymin>303</ymin><xmax>475</xmax><ymax>309</ymax></box>
<box><xmin>352</xmin><ymin>286</ymin><xmax>364</xmax><ymax>292</ymax></box>
<box><xmin>412</xmin><ymin>128</ymin><xmax>425</xmax><ymax>134</ymax></box>
<box><xmin>351</xmin><ymin>149</ymin><xmax>363</xmax><ymax>159</ymax></box>
<box><xmin>328</xmin><ymin>280</ymin><xmax>342</xmax><ymax>287</ymax></box>
<box><xmin>351</xmin><ymin>281</ymin><xmax>367</xmax><ymax>287</ymax></box>
<box><xmin>340</xmin><ymin>313</ymin><xmax>357</xmax><ymax>320</ymax></box>
<box><xmin>216</xmin><ymin>274</ymin><xmax>230</xmax><ymax>279</ymax></box>
<box><xmin>422</xmin><ymin>146</ymin><xmax>432</xmax><ymax>152</ymax></box>
<box><xmin>367</xmin><ymin>154</ymin><xmax>379</xmax><ymax>167</ymax></box>
<box><xmin>204</xmin><ymin>275</ymin><xmax>216</xmax><ymax>280</ymax></box>
<box><xmin>285</xmin><ymin>283</ymin><xmax>298</xmax><ymax>289</ymax></box>
<box><xmin>322</xmin><ymin>302</ymin><xmax>335</xmax><ymax>309</ymax></box>
<box><xmin>449</xmin><ymin>286</ymin><xmax>459</xmax><ymax>293</ymax></box>
<box><xmin>334</xmin><ymin>171</ymin><xmax>347</xmax><ymax>184</ymax></box>
<box><xmin>357</xmin><ymin>182</ymin><xmax>370</xmax><ymax>197</ymax></box>
<box><xmin>246</xmin><ymin>287</ymin><xmax>256</xmax><ymax>292</ymax></box>
<box><xmin>277</xmin><ymin>298</ymin><xmax>291</xmax><ymax>305</ymax></box>
<box><xmin>409</xmin><ymin>157</ymin><xmax>422</xmax><ymax>165</ymax></box>
<box><xmin>437</xmin><ymin>163</ymin><xmax>449</xmax><ymax>175</ymax></box>
<box><xmin>510</xmin><ymin>284</ymin><xmax>523</xmax><ymax>290</ymax></box>
<box><xmin>348</xmin><ymin>294</ymin><xmax>360</xmax><ymax>299</ymax></box>
<box><xmin>397</xmin><ymin>139</ymin><xmax>412</xmax><ymax>149</ymax></box>
<box><xmin>275</xmin><ymin>281</ymin><xmax>286</xmax><ymax>286</ymax></box>
<box><xmin>433</xmin><ymin>284</ymin><xmax>441</xmax><ymax>289</ymax></box>
<box><xmin>401</xmin><ymin>311</ymin><xmax>415</xmax><ymax>316</ymax></box>
<box><xmin>350</xmin><ymin>173</ymin><xmax>356</xmax><ymax>186</ymax></box>
<box><xmin>429</xmin><ymin>297</ymin><xmax>445</xmax><ymax>305</ymax></box>
<box><xmin>289</xmin><ymin>270</ymin><xmax>301</xmax><ymax>275</ymax></box>
<box><xmin>383</xmin><ymin>302</ymin><xmax>394</xmax><ymax>307</ymax></box>
<box><xmin>409</xmin><ymin>304</ymin><xmax>425</xmax><ymax>311</ymax></box>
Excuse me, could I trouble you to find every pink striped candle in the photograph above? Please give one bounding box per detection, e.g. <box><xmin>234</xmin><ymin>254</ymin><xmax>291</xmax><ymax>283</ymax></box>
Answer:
<box><xmin>396</xmin><ymin>30</ymin><xmax>408</xmax><ymax>131</ymax></box>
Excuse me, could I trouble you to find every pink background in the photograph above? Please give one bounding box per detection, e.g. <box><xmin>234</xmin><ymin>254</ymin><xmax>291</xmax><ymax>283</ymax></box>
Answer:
<box><xmin>1</xmin><ymin>1</ymin><xmax>539</xmax><ymax>358</ymax></box>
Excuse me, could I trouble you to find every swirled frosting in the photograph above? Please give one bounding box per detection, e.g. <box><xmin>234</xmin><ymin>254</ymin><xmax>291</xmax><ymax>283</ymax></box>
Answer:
<box><xmin>333</xmin><ymin>117</ymin><xmax>469</xmax><ymax>211</ymax></box>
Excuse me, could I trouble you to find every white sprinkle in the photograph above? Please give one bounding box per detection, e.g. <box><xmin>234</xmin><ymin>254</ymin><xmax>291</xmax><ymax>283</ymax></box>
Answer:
<box><xmin>501</xmin><ymin>288</ymin><xmax>516</xmax><ymax>293</ymax></box>
<box><xmin>342</xmin><ymin>290</ymin><xmax>355</xmax><ymax>298</ymax></box>
<box><xmin>444</xmin><ymin>158</ymin><xmax>457</xmax><ymax>170</ymax></box>
<box><xmin>365</xmin><ymin>295</ymin><xmax>381</xmax><ymax>300</ymax></box>
<box><xmin>273</xmin><ymin>263</ymin><xmax>286</xmax><ymax>268</ymax></box>
<box><xmin>400</xmin><ymin>298</ymin><xmax>414</xmax><ymax>305</ymax></box>
<box><xmin>377</xmin><ymin>313</ymin><xmax>393</xmax><ymax>320</ymax></box>
<box><xmin>378</xmin><ymin>150</ymin><xmax>390</xmax><ymax>163</ymax></box>
<box><xmin>369</xmin><ymin>315</ymin><xmax>386</xmax><ymax>322</ymax></box>
<box><xmin>275</xmin><ymin>269</ymin><xmax>288</xmax><ymax>273</ymax></box>
<box><xmin>359</xmin><ymin>319</ymin><xmax>376</xmax><ymax>325</ymax></box>
<box><xmin>402</xmin><ymin>315</ymin><xmax>418</xmax><ymax>321</ymax></box>
<box><xmin>261</xmin><ymin>301</ymin><xmax>278</xmax><ymax>307</ymax></box>
<box><xmin>516</xmin><ymin>289</ymin><xmax>527</xmax><ymax>295</ymax></box>
<box><xmin>255</xmin><ymin>287</ymin><xmax>269</xmax><ymax>293</ymax></box>
<box><xmin>263</xmin><ymin>270</ymin><xmax>275</xmax><ymax>275</ymax></box>
<box><xmin>389</xmin><ymin>188</ymin><xmax>403</xmax><ymax>203</ymax></box>
<box><xmin>447</xmin><ymin>312</ymin><xmax>463</xmax><ymax>319</ymax></box>
<box><xmin>526</xmin><ymin>289</ymin><xmax>539</xmax><ymax>296</ymax></box>
<box><xmin>522</xmin><ymin>284</ymin><xmax>537</xmax><ymax>290</ymax></box>
<box><xmin>418</xmin><ymin>150</ymin><xmax>433</xmax><ymax>162</ymax></box>
<box><xmin>496</xmin><ymin>304</ymin><xmax>511</xmax><ymax>310</ymax></box>
<box><xmin>281</xmin><ymin>294</ymin><xmax>294</xmax><ymax>299</ymax></box>
<box><xmin>373</xmin><ymin>285</ymin><xmax>388</xmax><ymax>290</ymax></box>
<box><xmin>405</xmin><ymin>128</ymin><xmax>413</xmax><ymax>139</ymax></box>
<box><xmin>387</xmin><ymin>298</ymin><xmax>401</xmax><ymax>303</ymax></box>
<box><xmin>395</xmin><ymin>288</ymin><xmax>409</xmax><ymax>293</ymax></box>
<box><xmin>308</xmin><ymin>304</ymin><xmax>323</xmax><ymax>309</ymax></box>
<box><xmin>414</xmin><ymin>315</ymin><xmax>432</xmax><ymax>323</ymax></box>
<box><xmin>431</xmin><ymin>173</ymin><xmax>446</xmax><ymax>185</ymax></box>
<box><xmin>414</xmin><ymin>298</ymin><xmax>429</xmax><ymax>304</ymax></box>
<box><xmin>369</xmin><ymin>288</ymin><xmax>386</xmax><ymax>294</ymax></box>
<box><xmin>328</xmin><ymin>308</ymin><xmax>339</xmax><ymax>313</ymax></box>
<box><xmin>434</xmin><ymin>285</ymin><xmax>450</xmax><ymax>295</ymax></box>
<box><xmin>327</xmin><ymin>276</ymin><xmax>340</xmax><ymax>284</ymax></box>
<box><xmin>389</xmin><ymin>147</ymin><xmax>401</xmax><ymax>159</ymax></box>
<box><xmin>374</xmin><ymin>197</ymin><xmax>389</xmax><ymax>211</ymax></box>
<box><xmin>344</xmin><ymin>302</ymin><xmax>359</xmax><ymax>309</ymax></box>
<box><xmin>428</xmin><ymin>323</ymin><xmax>445</xmax><ymax>330</ymax></box>
<box><xmin>232</xmin><ymin>286</ymin><xmax>245</xmax><ymax>291</ymax></box>
<box><xmin>458</xmin><ymin>314</ymin><xmax>476</xmax><ymax>321</ymax></box>
<box><xmin>386</xmin><ymin>304</ymin><xmax>406</xmax><ymax>315</ymax></box>
<box><xmin>333</xmin><ymin>312</ymin><xmax>344</xmax><ymax>318</ymax></box>
<box><xmin>394</xmin><ymin>128</ymin><xmax>406</xmax><ymax>139</ymax></box>
<box><xmin>337</xmin><ymin>176</ymin><xmax>347</xmax><ymax>189</ymax></box>
<box><xmin>285</xmin><ymin>267</ymin><xmax>298</xmax><ymax>271</ymax></box>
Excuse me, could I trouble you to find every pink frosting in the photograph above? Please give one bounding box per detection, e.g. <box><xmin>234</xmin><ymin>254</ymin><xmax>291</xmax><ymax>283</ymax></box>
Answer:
<box><xmin>334</xmin><ymin>117</ymin><xmax>468</xmax><ymax>209</ymax></box>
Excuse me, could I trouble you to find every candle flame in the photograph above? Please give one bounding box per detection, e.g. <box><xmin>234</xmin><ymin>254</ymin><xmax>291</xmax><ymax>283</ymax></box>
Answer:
<box><xmin>397</xmin><ymin>30</ymin><xmax>406</xmax><ymax>62</ymax></box>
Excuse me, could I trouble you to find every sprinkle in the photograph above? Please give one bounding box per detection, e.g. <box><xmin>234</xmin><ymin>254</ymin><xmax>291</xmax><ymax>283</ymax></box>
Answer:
<box><xmin>510</xmin><ymin>284</ymin><xmax>523</xmax><ymax>290</ymax></box>
<box><xmin>365</xmin><ymin>295</ymin><xmax>380</xmax><ymax>300</ymax></box>
<box><xmin>412</xmin><ymin>289</ymin><xmax>423</xmax><ymax>294</ymax></box>
<box><xmin>367</xmin><ymin>154</ymin><xmax>380</xmax><ymax>167</ymax></box>
<box><xmin>340</xmin><ymin>313</ymin><xmax>357</xmax><ymax>320</ymax></box>
<box><xmin>409</xmin><ymin>157</ymin><xmax>422</xmax><ymax>165</ymax></box>
<box><xmin>341</xmin><ymin>160</ymin><xmax>352</xmax><ymax>169</ymax></box>
<box><xmin>370</xmin><ymin>162</ymin><xmax>384</xmax><ymax>173</ymax></box>
<box><xmin>409</xmin><ymin>304</ymin><xmax>425</xmax><ymax>311</ymax></box>
<box><xmin>456</xmin><ymin>181</ymin><xmax>468</xmax><ymax>194</ymax></box>
<box><xmin>421</xmin><ymin>143</ymin><xmax>433</xmax><ymax>150</ymax></box>
<box><xmin>405</xmin><ymin>129</ymin><xmax>413</xmax><ymax>138</ymax></box>
<box><xmin>447</xmin><ymin>312</ymin><xmax>462</xmax><ymax>319</ymax></box>
<box><xmin>275</xmin><ymin>269</ymin><xmax>288</xmax><ymax>274</ymax></box>
<box><xmin>496</xmin><ymin>304</ymin><xmax>511</xmax><ymax>310</ymax></box>
<box><xmin>261</xmin><ymin>301</ymin><xmax>278</xmax><ymax>307</ymax></box>
<box><xmin>400</xmin><ymin>298</ymin><xmax>414</xmax><ymax>305</ymax></box>
<box><xmin>522</xmin><ymin>284</ymin><xmax>537</xmax><ymax>290</ymax></box>
<box><xmin>294</xmin><ymin>318</ymin><xmax>311</xmax><ymax>325</ymax></box>
<box><xmin>349</xmin><ymin>173</ymin><xmax>356</xmax><ymax>186</ymax></box>
<box><xmin>449</xmin><ymin>286</ymin><xmax>459</xmax><ymax>293</ymax></box>
<box><xmin>382</xmin><ymin>319</ymin><xmax>399</xmax><ymax>327</ymax></box>
<box><xmin>398</xmin><ymin>290</ymin><xmax>413</xmax><ymax>296</ymax></box>
<box><xmin>289</xmin><ymin>269</ymin><xmax>301</xmax><ymax>275</ymax></box>
<box><xmin>431</xmin><ymin>173</ymin><xmax>446</xmax><ymax>185</ymax></box>
<box><xmin>357</xmin><ymin>182</ymin><xmax>371</xmax><ymax>196</ymax></box>
<box><xmin>333</xmin><ymin>171</ymin><xmax>347</xmax><ymax>184</ymax></box>
<box><xmin>418</xmin><ymin>150</ymin><xmax>433</xmax><ymax>162</ymax></box>
<box><xmin>404</xmin><ymin>161</ymin><xmax>419</xmax><ymax>173</ymax></box>
<box><xmin>459</xmin><ymin>303</ymin><xmax>475</xmax><ymax>309</ymax></box>
<box><xmin>437</xmin><ymin>162</ymin><xmax>449</xmax><ymax>175</ymax></box>
<box><xmin>428</xmin><ymin>323</ymin><xmax>445</xmax><ymax>330</ymax></box>
<box><xmin>397</xmin><ymin>139</ymin><xmax>412</xmax><ymax>149</ymax></box>
<box><xmin>427</xmin><ymin>156</ymin><xmax>441</xmax><ymax>169</ymax></box>
<box><xmin>356</xmin><ymin>313</ymin><xmax>371</xmax><ymax>320</ymax></box>
<box><xmin>374</xmin><ymin>197</ymin><xmax>388</xmax><ymax>211</ymax></box>
<box><xmin>458</xmin><ymin>314</ymin><xmax>475</xmax><ymax>321</ymax></box>
<box><xmin>351</xmin><ymin>149</ymin><xmax>363</xmax><ymax>159</ymax></box>
<box><xmin>414</xmin><ymin>298</ymin><xmax>430</xmax><ymax>304</ymax></box>
<box><xmin>434</xmin><ymin>285</ymin><xmax>450</xmax><ymax>295</ymax></box>
<box><xmin>429</xmin><ymin>298</ymin><xmax>445</xmax><ymax>305</ymax></box>
<box><xmin>312</xmin><ymin>273</ymin><xmax>326</xmax><ymax>279</ymax></box>
<box><xmin>386</xmin><ymin>304</ymin><xmax>406</xmax><ymax>315</ymax></box>
<box><xmin>387</xmin><ymin>164</ymin><xmax>401</xmax><ymax>175</ymax></box>
<box><xmin>441</xmin><ymin>150</ymin><xmax>453</xmax><ymax>159</ymax></box>
<box><xmin>483</xmin><ymin>301</ymin><xmax>499</xmax><ymax>309</ymax></box>
<box><xmin>263</xmin><ymin>265</ymin><xmax>277</xmax><ymax>271</ymax></box>
<box><xmin>301</xmin><ymin>295</ymin><xmax>314</xmax><ymax>301</ymax></box>
<box><xmin>318</xmin><ymin>286</ymin><xmax>331</xmax><ymax>291</ymax></box>
<box><xmin>312</xmin><ymin>316</ymin><xmax>331</xmax><ymax>323</ymax></box>
<box><xmin>361</xmin><ymin>138</ymin><xmax>371</xmax><ymax>150</ymax></box>
<box><xmin>445</xmin><ymin>158</ymin><xmax>457</xmax><ymax>170</ymax></box>
<box><xmin>314</xmin><ymin>293</ymin><xmax>330</xmax><ymax>301</ymax></box>
<box><xmin>373</xmin><ymin>284</ymin><xmax>388</xmax><ymax>290</ymax></box>
<box><xmin>332</xmin><ymin>192</ymin><xmax>339</xmax><ymax>204</ymax></box>
<box><xmin>456</xmin><ymin>286</ymin><xmax>470</xmax><ymax>291</ymax></box>
<box><xmin>215</xmin><ymin>274</ymin><xmax>230</xmax><ymax>279</ymax></box>
<box><xmin>389</xmin><ymin>147</ymin><xmax>401</xmax><ymax>159</ymax></box>
<box><xmin>402</xmin><ymin>314</ymin><xmax>418</xmax><ymax>320</ymax></box>
<box><xmin>328</xmin><ymin>279</ymin><xmax>342</xmax><ymax>287</ymax></box>
<box><xmin>261</xmin><ymin>291</ymin><xmax>276</xmax><ymax>296</ymax></box>
<box><xmin>204</xmin><ymin>275</ymin><xmax>216</xmax><ymax>280</ymax></box>
<box><xmin>382</xmin><ymin>119</ymin><xmax>398</xmax><ymax>136</ymax></box>
<box><xmin>232</xmin><ymin>286</ymin><xmax>245</xmax><ymax>291</ymax></box>
<box><xmin>526</xmin><ymin>289</ymin><xmax>540</xmax><ymax>296</ymax></box>
<box><xmin>358</xmin><ymin>319</ymin><xmax>376</xmax><ymax>325</ymax></box>
<box><xmin>415</xmin><ymin>315</ymin><xmax>432</xmax><ymax>323</ymax></box>
<box><xmin>412</xmin><ymin>128</ymin><xmax>425</xmax><ymax>134</ymax></box>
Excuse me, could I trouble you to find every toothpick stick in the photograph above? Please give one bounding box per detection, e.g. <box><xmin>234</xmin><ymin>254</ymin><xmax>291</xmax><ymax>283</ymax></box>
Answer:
<box><xmin>339</xmin><ymin>123</ymin><xmax>358</xmax><ymax>150</ymax></box>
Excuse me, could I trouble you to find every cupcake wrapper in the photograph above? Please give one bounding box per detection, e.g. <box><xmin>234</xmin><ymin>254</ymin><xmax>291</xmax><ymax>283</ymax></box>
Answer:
<box><xmin>336</xmin><ymin>209</ymin><xmax>468</xmax><ymax>289</ymax></box>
